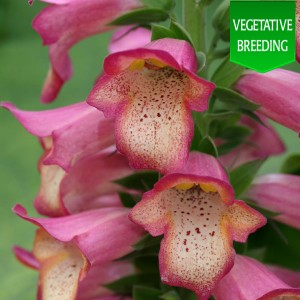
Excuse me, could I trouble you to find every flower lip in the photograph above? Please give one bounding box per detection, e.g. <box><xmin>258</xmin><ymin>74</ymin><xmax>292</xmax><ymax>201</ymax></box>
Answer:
<box><xmin>153</xmin><ymin>173</ymin><xmax>235</xmax><ymax>205</ymax></box>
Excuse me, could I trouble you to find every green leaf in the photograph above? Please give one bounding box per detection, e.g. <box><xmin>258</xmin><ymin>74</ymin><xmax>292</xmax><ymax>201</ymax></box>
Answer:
<box><xmin>211</xmin><ymin>56</ymin><xmax>245</xmax><ymax>87</ymax></box>
<box><xmin>151</xmin><ymin>24</ymin><xmax>176</xmax><ymax>41</ymax></box>
<box><xmin>217</xmin><ymin>139</ymin><xmax>244</xmax><ymax>156</ymax></box>
<box><xmin>109</xmin><ymin>8</ymin><xmax>169</xmax><ymax>25</ymax></box>
<box><xmin>160</xmin><ymin>290</ymin><xmax>181</xmax><ymax>300</ymax></box>
<box><xmin>119</xmin><ymin>192</ymin><xmax>140</xmax><ymax>208</ymax></box>
<box><xmin>106</xmin><ymin>275</ymin><xmax>160</xmax><ymax>294</ymax></box>
<box><xmin>198</xmin><ymin>136</ymin><xmax>219</xmax><ymax>157</ymax></box>
<box><xmin>133</xmin><ymin>234</ymin><xmax>162</xmax><ymax>250</ymax></box>
<box><xmin>230</xmin><ymin>160</ymin><xmax>264</xmax><ymax>197</ymax></box>
<box><xmin>214</xmin><ymin>87</ymin><xmax>260</xmax><ymax>111</ymax></box>
<box><xmin>169</xmin><ymin>21</ymin><xmax>194</xmax><ymax>46</ymax></box>
<box><xmin>134</xmin><ymin>286</ymin><xmax>162</xmax><ymax>300</ymax></box>
<box><xmin>141</xmin><ymin>0</ymin><xmax>176</xmax><ymax>11</ymax></box>
<box><xmin>216</xmin><ymin>125</ymin><xmax>252</xmax><ymax>140</ymax></box>
<box><xmin>115</xmin><ymin>171</ymin><xmax>159</xmax><ymax>191</ymax></box>
<box><xmin>134</xmin><ymin>255</ymin><xmax>159</xmax><ymax>274</ymax></box>
<box><xmin>196</xmin><ymin>51</ymin><xmax>206</xmax><ymax>72</ymax></box>
<box><xmin>281</xmin><ymin>154</ymin><xmax>300</xmax><ymax>175</ymax></box>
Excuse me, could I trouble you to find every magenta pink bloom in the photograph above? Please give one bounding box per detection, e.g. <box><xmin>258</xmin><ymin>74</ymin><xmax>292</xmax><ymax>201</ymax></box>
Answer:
<box><xmin>213</xmin><ymin>255</ymin><xmax>300</xmax><ymax>300</ymax></box>
<box><xmin>14</xmin><ymin>246</ymin><xmax>134</xmax><ymax>300</ymax></box>
<box><xmin>235</xmin><ymin>69</ymin><xmax>300</xmax><ymax>135</ymax></box>
<box><xmin>14</xmin><ymin>204</ymin><xmax>143</xmax><ymax>300</ymax></box>
<box><xmin>268</xmin><ymin>265</ymin><xmax>300</xmax><ymax>288</ymax></box>
<box><xmin>2</xmin><ymin>101</ymin><xmax>115</xmax><ymax>172</ymax></box>
<box><xmin>34</xmin><ymin>0</ymin><xmax>142</xmax><ymax>103</ymax></box>
<box><xmin>129</xmin><ymin>152</ymin><xmax>266</xmax><ymax>299</ymax></box>
<box><xmin>245</xmin><ymin>174</ymin><xmax>300</xmax><ymax>230</ymax></box>
<box><xmin>109</xmin><ymin>26</ymin><xmax>151</xmax><ymax>54</ymax></box>
<box><xmin>219</xmin><ymin>115</ymin><xmax>285</xmax><ymax>169</ymax></box>
<box><xmin>35</xmin><ymin>150</ymin><xmax>134</xmax><ymax>217</ymax></box>
<box><xmin>88</xmin><ymin>38</ymin><xmax>215</xmax><ymax>174</ymax></box>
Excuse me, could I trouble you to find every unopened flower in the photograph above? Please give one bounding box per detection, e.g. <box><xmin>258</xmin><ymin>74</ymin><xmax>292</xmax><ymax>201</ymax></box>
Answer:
<box><xmin>129</xmin><ymin>152</ymin><xmax>265</xmax><ymax>299</ymax></box>
<box><xmin>2</xmin><ymin>101</ymin><xmax>115</xmax><ymax>172</ymax></box>
<box><xmin>33</xmin><ymin>0</ymin><xmax>142</xmax><ymax>102</ymax></box>
<box><xmin>13</xmin><ymin>205</ymin><xmax>143</xmax><ymax>300</ymax></box>
<box><xmin>245</xmin><ymin>174</ymin><xmax>300</xmax><ymax>229</ymax></box>
<box><xmin>219</xmin><ymin>115</ymin><xmax>285</xmax><ymax>169</ymax></box>
<box><xmin>88</xmin><ymin>38</ymin><xmax>215</xmax><ymax>174</ymax></box>
<box><xmin>235</xmin><ymin>69</ymin><xmax>300</xmax><ymax>135</ymax></box>
<box><xmin>213</xmin><ymin>255</ymin><xmax>300</xmax><ymax>300</ymax></box>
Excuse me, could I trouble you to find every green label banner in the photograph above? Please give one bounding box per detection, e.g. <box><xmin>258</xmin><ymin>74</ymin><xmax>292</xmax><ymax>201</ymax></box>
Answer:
<box><xmin>230</xmin><ymin>1</ymin><xmax>296</xmax><ymax>72</ymax></box>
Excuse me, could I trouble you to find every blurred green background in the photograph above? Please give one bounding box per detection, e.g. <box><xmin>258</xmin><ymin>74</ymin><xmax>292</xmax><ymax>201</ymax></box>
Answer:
<box><xmin>0</xmin><ymin>1</ymin><xmax>299</xmax><ymax>299</ymax></box>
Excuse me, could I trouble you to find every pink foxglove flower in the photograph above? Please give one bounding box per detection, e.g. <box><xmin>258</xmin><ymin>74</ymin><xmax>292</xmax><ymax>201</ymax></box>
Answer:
<box><xmin>109</xmin><ymin>26</ymin><xmax>151</xmax><ymax>54</ymax></box>
<box><xmin>129</xmin><ymin>152</ymin><xmax>266</xmax><ymax>299</ymax></box>
<box><xmin>235</xmin><ymin>69</ymin><xmax>300</xmax><ymax>135</ymax></box>
<box><xmin>35</xmin><ymin>150</ymin><xmax>134</xmax><ymax>216</ymax></box>
<box><xmin>2</xmin><ymin>101</ymin><xmax>115</xmax><ymax>172</ymax></box>
<box><xmin>87</xmin><ymin>38</ymin><xmax>215</xmax><ymax>174</ymax></box>
<box><xmin>13</xmin><ymin>205</ymin><xmax>143</xmax><ymax>300</ymax></box>
<box><xmin>268</xmin><ymin>265</ymin><xmax>300</xmax><ymax>288</ymax></box>
<box><xmin>14</xmin><ymin>246</ymin><xmax>134</xmax><ymax>300</ymax></box>
<box><xmin>33</xmin><ymin>0</ymin><xmax>142</xmax><ymax>103</ymax></box>
<box><xmin>219</xmin><ymin>115</ymin><xmax>285</xmax><ymax>169</ymax></box>
<box><xmin>213</xmin><ymin>255</ymin><xmax>300</xmax><ymax>300</ymax></box>
<box><xmin>245</xmin><ymin>174</ymin><xmax>300</xmax><ymax>229</ymax></box>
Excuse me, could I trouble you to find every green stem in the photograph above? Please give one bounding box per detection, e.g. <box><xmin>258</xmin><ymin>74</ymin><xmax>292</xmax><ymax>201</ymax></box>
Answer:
<box><xmin>183</xmin><ymin>0</ymin><xmax>207</xmax><ymax>76</ymax></box>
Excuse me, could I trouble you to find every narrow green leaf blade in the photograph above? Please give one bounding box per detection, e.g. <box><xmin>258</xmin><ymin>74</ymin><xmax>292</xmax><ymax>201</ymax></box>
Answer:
<box><xmin>281</xmin><ymin>154</ymin><xmax>300</xmax><ymax>175</ymax></box>
<box><xmin>151</xmin><ymin>24</ymin><xmax>176</xmax><ymax>41</ymax></box>
<box><xmin>211</xmin><ymin>56</ymin><xmax>245</xmax><ymax>87</ymax></box>
<box><xmin>110</xmin><ymin>8</ymin><xmax>169</xmax><ymax>25</ymax></box>
<box><xmin>133</xmin><ymin>286</ymin><xmax>162</xmax><ymax>300</ymax></box>
<box><xmin>230</xmin><ymin>159</ymin><xmax>264</xmax><ymax>197</ymax></box>
<box><xmin>214</xmin><ymin>87</ymin><xmax>260</xmax><ymax>111</ymax></box>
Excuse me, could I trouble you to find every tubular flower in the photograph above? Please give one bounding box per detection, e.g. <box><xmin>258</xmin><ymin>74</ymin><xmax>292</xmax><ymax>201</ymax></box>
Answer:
<box><xmin>109</xmin><ymin>26</ymin><xmax>151</xmax><ymax>54</ymax></box>
<box><xmin>268</xmin><ymin>265</ymin><xmax>300</xmax><ymax>288</ymax></box>
<box><xmin>235</xmin><ymin>69</ymin><xmax>300</xmax><ymax>135</ymax></box>
<box><xmin>35</xmin><ymin>150</ymin><xmax>134</xmax><ymax>217</ymax></box>
<box><xmin>129</xmin><ymin>152</ymin><xmax>266</xmax><ymax>299</ymax></box>
<box><xmin>2</xmin><ymin>101</ymin><xmax>115</xmax><ymax>172</ymax></box>
<box><xmin>245</xmin><ymin>174</ymin><xmax>300</xmax><ymax>230</ymax></box>
<box><xmin>33</xmin><ymin>0</ymin><xmax>142</xmax><ymax>103</ymax></box>
<box><xmin>13</xmin><ymin>205</ymin><xmax>144</xmax><ymax>300</ymax></box>
<box><xmin>14</xmin><ymin>246</ymin><xmax>134</xmax><ymax>300</ymax></box>
<box><xmin>213</xmin><ymin>255</ymin><xmax>300</xmax><ymax>300</ymax></box>
<box><xmin>87</xmin><ymin>38</ymin><xmax>215</xmax><ymax>174</ymax></box>
<box><xmin>219</xmin><ymin>115</ymin><xmax>285</xmax><ymax>169</ymax></box>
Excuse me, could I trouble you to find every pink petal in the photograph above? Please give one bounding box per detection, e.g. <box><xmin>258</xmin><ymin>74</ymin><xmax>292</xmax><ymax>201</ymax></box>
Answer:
<box><xmin>35</xmin><ymin>150</ymin><xmax>133</xmax><ymax>216</ymax></box>
<box><xmin>219</xmin><ymin>114</ymin><xmax>285</xmax><ymax>168</ymax></box>
<box><xmin>213</xmin><ymin>255</ymin><xmax>300</xmax><ymax>300</ymax></box>
<box><xmin>14</xmin><ymin>204</ymin><xmax>144</xmax><ymax>266</ymax></box>
<box><xmin>109</xmin><ymin>26</ymin><xmax>152</xmax><ymax>54</ymax></box>
<box><xmin>88</xmin><ymin>41</ymin><xmax>215</xmax><ymax>173</ymax></box>
<box><xmin>245</xmin><ymin>174</ymin><xmax>300</xmax><ymax>229</ymax></box>
<box><xmin>268</xmin><ymin>265</ymin><xmax>300</xmax><ymax>288</ymax></box>
<box><xmin>2</xmin><ymin>101</ymin><xmax>115</xmax><ymax>172</ymax></box>
<box><xmin>33</xmin><ymin>0</ymin><xmax>142</xmax><ymax>102</ymax></box>
<box><xmin>235</xmin><ymin>69</ymin><xmax>300</xmax><ymax>134</ymax></box>
<box><xmin>129</xmin><ymin>153</ymin><xmax>266</xmax><ymax>298</ymax></box>
<box><xmin>13</xmin><ymin>246</ymin><xmax>40</xmax><ymax>270</ymax></box>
